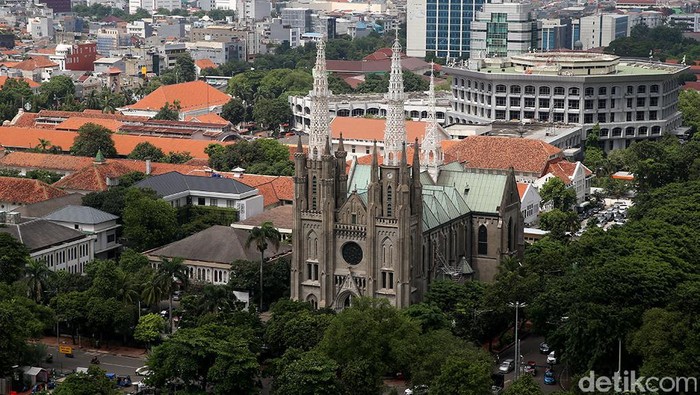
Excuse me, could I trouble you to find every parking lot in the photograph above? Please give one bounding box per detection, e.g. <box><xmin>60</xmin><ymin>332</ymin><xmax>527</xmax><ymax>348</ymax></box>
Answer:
<box><xmin>494</xmin><ymin>335</ymin><xmax>566</xmax><ymax>393</ymax></box>
<box><xmin>575</xmin><ymin>199</ymin><xmax>632</xmax><ymax>236</ymax></box>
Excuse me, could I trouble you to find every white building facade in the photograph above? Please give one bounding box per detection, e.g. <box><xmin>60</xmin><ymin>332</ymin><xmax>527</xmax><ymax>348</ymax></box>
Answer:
<box><xmin>469</xmin><ymin>0</ymin><xmax>540</xmax><ymax>58</ymax></box>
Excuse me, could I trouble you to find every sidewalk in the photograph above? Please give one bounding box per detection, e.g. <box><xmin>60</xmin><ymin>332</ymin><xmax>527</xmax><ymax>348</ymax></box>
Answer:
<box><xmin>37</xmin><ymin>336</ymin><xmax>147</xmax><ymax>358</ymax></box>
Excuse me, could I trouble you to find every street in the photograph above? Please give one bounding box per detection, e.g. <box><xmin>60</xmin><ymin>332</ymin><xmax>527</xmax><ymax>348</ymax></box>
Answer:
<box><xmin>41</xmin><ymin>345</ymin><xmax>148</xmax><ymax>381</ymax></box>
<box><xmin>495</xmin><ymin>335</ymin><xmax>565</xmax><ymax>393</ymax></box>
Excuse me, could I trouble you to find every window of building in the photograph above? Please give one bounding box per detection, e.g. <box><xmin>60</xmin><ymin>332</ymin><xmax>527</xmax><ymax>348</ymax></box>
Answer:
<box><xmin>650</xmin><ymin>84</ymin><xmax>659</xmax><ymax>93</ymax></box>
<box><xmin>539</xmin><ymin>86</ymin><xmax>550</xmax><ymax>95</ymax></box>
<box><xmin>509</xmin><ymin>111</ymin><xmax>519</xmax><ymax>120</ymax></box>
<box><xmin>524</xmin><ymin>111</ymin><xmax>535</xmax><ymax>119</ymax></box>
<box><xmin>611</xmin><ymin>87</ymin><xmax>618</xmax><ymax>95</ymax></box>
<box><xmin>524</xmin><ymin>98</ymin><xmax>535</xmax><ymax>108</ymax></box>
<box><xmin>626</xmin><ymin>112</ymin><xmax>633</xmax><ymax>122</ymax></box>
<box><xmin>306</xmin><ymin>262</ymin><xmax>319</xmax><ymax>281</ymax></box>
<box><xmin>608</xmin><ymin>128</ymin><xmax>618</xmax><ymax>137</ymax></box>
<box><xmin>386</xmin><ymin>186</ymin><xmax>393</xmax><ymax>217</ymax></box>
<box><xmin>311</xmin><ymin>176</ymin><xmax>317</xmax><ymax>210</ymax></box>
<box><xmin>638</xmin><ymin>126</ymin><xmax>648</xmax><ymax>135</ymax></box>
<box><xmin>569</xmin><ymin>87</ymin><xmax>580</xmax><ymax>96</ymax></box>
<box><xmin>626</xmin><ymin>127</ymin><xmax>636</xmax><ymax>136</ymax></box>
<box><xmin>554</xmin><ymin>99</ymin><xmax>564</xmax><ymax>109</ymax></box>
<box><xmin>638</xmin><ymin>85</ymin><xmax>646</xmax><ymax>94</ymax></box>
<box><xmin>598</xmin><ymin>99</ymin><xmax>606</xmax><ymax>109</ymax></box>
<box><xmin>568</xmin><ymin>114</ymin><xmax>579</xmax><ymax>123</ymax></box>
<box><xmin>209</xmin><ymin>198</ymin><xmax>218</xmax><ymax>207</ymax></box>
<box><xmin>538</xmin><ymin>112</ymin><xmax>549</xmax><ymax>122</ymax></box>
<box><xmin>650</xmin><ymin>97</ymin><xmax>658</xmax><ymax>106</ymax></box>
<box><xmin>510</xmin><ymin>85</ymin><xmax>521</xmax><ymax>94</ymax></box>
<box><xmin>524</xmin><ymin>85</ymin><xmax>535</xmax><ymax>95</ymax></box>
<box><xmin>538</xmin><ymin>98</ymin><xmax>550</xmax><ymax>108</ymax></box>
<box><xmin>107</xmin><ymin>233</ymin><xmax>115</xmax><ymax>243</ymax></box>
<box><xmin>597</xmin><ymin>113</ymin><xmax>606</xmax><ymax>123</ymax></box>
<box><xmin>496</xmin><ymin>84</ymin><xmax>506</xmax><ymax>93</ymax></box>
<box><xmin>651</xmin><ymin>126</ymin><xmax>661</xmax><ymax>134</ymax></box>
<box><xmin>568</xmin><ymin>99</ymin><xmax>579</xmax><ymax>109</ymax></box>
<box><xmin>637</xmin><ymin>97</ymin><xmax>646</xmax><ymax>107</ymax></box>
<box><xmin>636</xmin><ymin>111</ymin><xmax>645</xmax><ymax>121</ymax></box>
<box><xmin>649</xmin><ymin>111</ymin><xmax>658</xmax><ymax>120</ymax></box>
<box><xmin>509</xmin><ymin>97</ymin><xmax>520</xmax><ymax>107</ymax></box>
<box><xmin>74</xmin><ymin>224</ymin><xmax>79</xmax><ymax>229</ymax></box>
<box><xmin>626</xmin><ymin>85</ymin><xmax>634</xmax><ymax>94</ymax></box>
<box><xmin>598</xmin><ymin>87</ymin><xmax>607</xmax><ymax>95</ymax></box>
<box><xmin>496</xmin><ymin>110</ymin><xmax>506</xmax><ymax>120</ymax></box>
<box><xmin>584</xmin><ymin>114</ymin><xmax>594</xmax><ymax>123</ymax></box>
<box><xmin>198</xmin><ymin>197</ymin><xmax>206</xmax><ymax>205</ymax></box>
<box><xmin>553</xmin><ymin>113</ymin><xmax>564</xmax><ymax>122</ymax></box>
<box><xmin>554</xmin><ymin>87</ymin><xmax>565</xmax><ymax>96</ymax></box>
<box><xmin>585</xmin><ymin>87</ymin><xmax>594</xmax><ymax>96</ymax></box>
<box><xmin>584</xmin><ymin>100</ymin><xmax>594</xmax><ymax>110</ymax></box>
<box><xmin>496</xmin><ymin>97</ymin><xmax>506</xmax><ymax>106</ymax></box>
<box><xmin>478</xmin><ymin>225</ymin><xmax>488</xmax><ymax>255</ymax></box>
<box><xmin>626</xmin><ymin>98</ymin><xmax>633</xmax><ymax>108</ymax></box>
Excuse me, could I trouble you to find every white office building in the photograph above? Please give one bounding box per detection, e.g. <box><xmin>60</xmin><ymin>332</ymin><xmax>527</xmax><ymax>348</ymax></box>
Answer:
<box><xmin>469</xmin><ymin>0</ymin><xmax>540</xmax><ymax>58</ymax></box>
<box><xmin>444</xmin><ymin>52</ymin><xmax>689</xmax><ymax>151</ymax></box>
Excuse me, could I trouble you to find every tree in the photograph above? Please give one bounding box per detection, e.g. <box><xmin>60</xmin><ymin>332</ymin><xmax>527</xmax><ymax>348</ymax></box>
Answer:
<box><xmin>273</xmin><ymin>351</ymin><xmax>341</xmax><ymax>395</ymax></box>
<box><xmin>122</xmin><ymin>188</ymin><xmax>178</xmax><ymax>251</ymax></box>
<box><xmin>128</xmin><ymin>142</ymin><xmax>166</xmax><ymax>162</ymax></box>
<box><xmin>24</xmin><ymin>259</ymin><xmax>54</xmax><ymax>304</ymax></box>
<box><xmin>40</xmin><ymin>75</ymin><xmax>75</xmax><ymax>108</ymax></box>
<box><xmin>147</xmin><ymin>324</ymin><xmax>259</xmax><ymax>394</ymax></box>
<box><xmin>26</xmin><ymin>169</ymin><xmax>63</xmax><ymax>184</ymax></box>
<box><xmin>70</xmin><ymin>123</ymin><xmax>117</xmax><ymax>158</ymax></box>
<box><xmin>264</xmin><ymin>300</ymin><xmax>333</xmax><ymax>357</ymax></box>
<box><xmin>154</xmin><ymin>257</ymin><xmax>189</xmax><ymax>333</ymax></box>
<box><xmin>678</xmin><ymin>89</ymin><xmax>700</xmax><ymax>133</ymax></box>
<box><xmin>0</xmin><ymin>233</ymin><xmax>30</xmax><ymax>285</ymax></box>
<box><xmin>245</xmin><ymin>222</ymin><xmax>281</xmax><ymax>311</ymax></box>
<box><xmin>428</xmin><ymin>354</ymin><xmax>492</xmax><ymax>395</ymax></box>
<box><xmin>134</xmin><ymin>313</ymin><xmax>166</xmax><ymax>348</ymax></box>
<box><xmin>174</xmin><ymin>54</ymin><xmax>196</xmax><ymax>83</ymax></box>
<box><xmin>252</xmin><ymin>97</ymin><xmax>292</xmax><ymax>131</ymax></box>
<box><xmin>53</xmin><ymin>365</ymin><xmax>119</xmax><ymax>395</ymax></box>
<box><xmin>153</xmin><ymin>101</ymin><xmax>180</xmax><ymax>120</ymax></box>
<box><xmin>228</xmin><ymin>258</ymin><xmax>290</xmax><ymax>310</ymax></box>
<box><xmin>539</xmin><ymin>209</ymin><xmax>580</xmax><ymax>240</ymax></box>
<box><xmin>503</xmin><ymin>375</ymin><xmax>543</xmax><ymax>395</ymax></box>
<box><xmin>538</xmin><ymin>177</ymin><xmax>577</xmax><ymax>211</ymax></box>
<box><xmin>221</xmin><ymin>98</ymin><xmax>247</xmax><ymax>125</ymax></box>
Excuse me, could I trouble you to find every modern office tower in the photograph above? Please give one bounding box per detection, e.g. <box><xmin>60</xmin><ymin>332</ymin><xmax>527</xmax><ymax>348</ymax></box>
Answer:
<box><xmin>469</xmin><ymin>0</ymin><xmax>540</xmax><ymax>58</ymax></box>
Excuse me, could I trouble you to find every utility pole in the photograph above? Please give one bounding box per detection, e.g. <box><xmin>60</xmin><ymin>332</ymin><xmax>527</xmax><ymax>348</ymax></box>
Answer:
<box><xmin>508</xmin><ymin>301</ymin><xmax>527</xmax><ymax>380</ymax></box>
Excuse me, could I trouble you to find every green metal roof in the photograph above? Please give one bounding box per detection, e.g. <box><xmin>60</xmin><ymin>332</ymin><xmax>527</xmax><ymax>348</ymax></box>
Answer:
<box><xmin>436</xmin><ymin>170</ymin><xmax>507</xmax><ymax>214</ymax></box>
<box><xmin>348</xmin><ymin>164</ymin><xmax>372</xmax><ymax>192</ymax></box>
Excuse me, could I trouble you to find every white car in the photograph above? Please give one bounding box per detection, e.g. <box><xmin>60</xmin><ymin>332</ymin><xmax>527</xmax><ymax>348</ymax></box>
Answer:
<box><xmin>547</xmin><ymin>351</ymin><xmax>557</xmax><ymax>365</ymax></box>
<box><xmin>135</xmin><ymin>366</ymin><xmax>152</xmax><ymax>376</ymax></box>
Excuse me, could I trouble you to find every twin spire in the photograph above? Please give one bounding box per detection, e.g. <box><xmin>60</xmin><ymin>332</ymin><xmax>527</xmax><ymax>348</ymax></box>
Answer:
<box><xmin>307</xmin><ymin>34</ymin><xmax>441</xmax><ymax>174</ymax></box>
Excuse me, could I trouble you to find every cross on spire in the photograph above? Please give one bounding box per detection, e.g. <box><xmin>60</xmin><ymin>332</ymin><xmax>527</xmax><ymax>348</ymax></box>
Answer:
<box><xmin>383</xmin><ymin>30</ymin><xmax>406</xmax><ymax>166</ymax></box>
<box><xmin>308</xmin><ymin>39</ymin><xmax>331</xmax><ymax>160</ymax></box>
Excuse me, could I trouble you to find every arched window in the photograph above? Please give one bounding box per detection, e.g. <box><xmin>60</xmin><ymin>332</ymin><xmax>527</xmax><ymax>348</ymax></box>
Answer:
<box><xmin>478</xmin><ymin>225</ymin><xmax>488</xmax><ymax>255</ymax></box>
<box><xmin>311</xmin><ymin>176</ymin><xmax>317</xmax><ymax>210</ymax></box>
<box><xmin>386</xmin><ymin>185</ymin><xmax>393</xmax><ymax>217</ymax></box>
<box><xmin>508</xmin><ymin>219</ymin><xmax>514</xmax><ymax>252</ymax></box>
<box><xmin>307</xmin><ymin>295</ymin><xmax>318</xmax><ymax>309</ymax></box>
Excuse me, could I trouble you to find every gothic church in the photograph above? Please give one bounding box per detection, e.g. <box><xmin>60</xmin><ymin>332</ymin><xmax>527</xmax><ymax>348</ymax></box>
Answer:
<box><xmin>291</xmin><ymin>38</ymin><xmax>524</xmax><ymax>310</ymax></box>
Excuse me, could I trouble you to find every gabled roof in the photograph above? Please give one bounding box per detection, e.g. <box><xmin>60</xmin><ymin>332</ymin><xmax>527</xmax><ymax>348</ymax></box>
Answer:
<box><xmin>0</xmin><ymin>151</ymin><xmax>94</xmax><ymax>171</ymax></box>
<box><xmin>0</xmin><ymin>176</ymin><xmax>67</xmax><ymax>204</ymax></box>
<box><xmin>517</xmin><ymin>182</ymin><xmax>529</xmax><ymax>199</ymax></box>
<box><xmin>443</xmin><ymin>136</ymin><xmax>562</xmax><ymax>176</ymax></box>
<box><xmin>331</xmin><ymin>117</ymin><xmax>448</xmax><ymax>143</ymax></box>
<box><xmin>225</xmin><ymin>174</ymin><xmax>293</xmax><ymax>207</ymax></box>
<box><xmin>44</xmin><ymin>205</ymin><xmax>118</xmax><ymax>224</ymax></box>
<box><xmin>12</xmin><ymin>193</ymin><xmax>84</xmax><ymax>218</ymax></box>
<box><xmin>126</xmin><ymin>80</ymin><xmax>231</xmax><ymax>112</ymax></box>
<box><xmin>52</xmin><ymin>161</ymin><xmax>139</xmax><ymax>192</ymax></box>
<box><xmin>135</xmin><ymin>171</ymin><xmax>255</xmax><ymax>197</ymax></box>
<box><xmin>238</xmin><ymin>205</ymin><xmax>293</xmax><ymax>229</ymax></box>
<box><xmin>56</xmin><ymin>117</ymin><xmax>123</xmax><ymax>132</ymax></box>
<box><xmin>12</xmin><ymin>56</ymin><xmax>58</xmax><ymax>71</ymax></box>
<box><xmin>543</xmin><ymin>159</ymin><xmax>592</xmax><ymax>185</ymax></box>
<box><xmin>435</xmin><ymin>168</ymin><xmax>508</xmax><ymax>214</ymax></box>
<box><xmin>195</xmin><ymin>58</ymin><xmax>217</xmax><ymax>70</ymax></box>
<box><xmin>185</xmin><ymin>112</ymin><xmax>230</xmax><ymax>125</ymax></box>
<box><xmin>144</xmin><ymin>225</ymin><xmax>291</xmax><ymax>264</ymax></box>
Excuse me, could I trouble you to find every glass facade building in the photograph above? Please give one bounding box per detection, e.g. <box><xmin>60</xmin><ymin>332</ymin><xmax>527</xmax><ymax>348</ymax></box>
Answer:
<box><xmin>424</xmin><ymin>0</ymin><xmax>484</xmax><ymax>58</ymax></box>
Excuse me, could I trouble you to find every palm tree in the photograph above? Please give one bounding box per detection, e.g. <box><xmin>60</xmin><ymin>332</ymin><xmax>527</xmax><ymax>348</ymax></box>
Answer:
<box><xmin>35</xmin><ymin>138</ymin><xmax>51</xmax><ymax>152</ymax></box>
<box><xmin>199</xmin><ymin>284</ymin><xmax>236</xmax><ymax>314</ymax></box>
<box><xmin>25</xmin><ymin>259</ymin><xmax>54</xmax><ymax>304</ymax></box>
<box><xmin>115</xmin><ymin>270</ymin><xmax>139</xmax><ymax>305</ymax></box>
<box><xmin>154</xmin><ymin>257</ymin><xmax>189</xmax><ymax>332</ymax></box>
<box><xmin>141</xmin><ymin>278</ymin><xmax>163</xmax><ymax>307</ymax></box>
<box><xmin>245</xmin><ymin>222</ymin><xmax>281</xmax><ymax>312</ymax></box>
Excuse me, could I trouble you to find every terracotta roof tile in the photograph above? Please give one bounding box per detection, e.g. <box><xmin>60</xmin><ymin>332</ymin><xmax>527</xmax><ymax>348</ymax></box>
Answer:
<box><xmin>11</xmin><ymin>112</ymin><xmax>39</xmax><ymax>127</ymax></box>
<box><xmin>12</xmin><ymin>56</ymin><xmax>58</xmax><ymax>71</ymax></box>
<box><xmin>0</xmin><ymin>176</ymin><xmax>67</xmax><ymax>204</ymax></box>
<box><xmin>0</xmin><ymin>152</ymin><xmax>93</xmax><ymax>172</ymax></box>
<box><xmin>543</xmin><ymin>159</ymin><xmax>592</xmax><ymax>185</ymax></box>
<box><xmin>330</xmin><ymin>117</ymin><xmax>430</xmax><ymax>142</ymax></box>
<box><xmin>35</xmin><ymin>110</ymin><xmax>149</xmax><ymax>122</ymax></box>
<box><xmin>195</xmin><ymin>58</ymin><xmax>217</xmax><ymax>70</ymax></box>
<box><xmin>126</xmin><ymin>80</ymin><xmax>231</xmax><ymax>112</ymax></box>
<box><xmin>185</xmin><ymin>113</ymin><xmax>230</xmax><ymax>125</ymax></box>
<box><xmin>443</xmin><ymin>136</ymin><xmax>562</xmax><ymax>175</ymax></box>
<box><xmin>0</xmin><ymin>127</ymin><xmax>226</xmax><ymax>159</ymax></box>
<box><xmin>216</xmin><ymin>173</ymin><xmax>294</xmax><ymax>207</ymax></box>
<box><xmin>0</xmin><ymin>76</ymin><xmax>41</xmax><ymax>88</ymax></box>
<box><xmin>517</xmin><ymin>182</ymin><xmax>528</xmax><ymax>198</ymax></box>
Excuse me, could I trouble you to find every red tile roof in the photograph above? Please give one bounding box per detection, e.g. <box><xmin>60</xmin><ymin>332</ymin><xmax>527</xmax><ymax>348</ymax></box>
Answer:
<box><xmin>543</xmin><ymin>159</ymin><xmax>592</xmax><ymax>185</ymax></box>
<box><xmin>126</xmin><ymin>80</ymin><xmax>231</xmax><ymax>112</ymax></box>
<box><xmin>185</xmin><ymin>113</ymin><xmax>230</xmax><ymax>125</ymax></box>
<box><xmin>331</xmin><ymin>117</ymin><xmax>430</xmax><ymax>142</ymax></box>
<box><xmin>0</xmin><ymin>176</ymin><xmax>67</xmax><ymax>204</ymax></box>
<box><xmin>443</xmin><ymin>136</ymin><xmax>562</xmax><ymax>176</ymax></box>
<box><xmin>35</xmin><ymin>110</ymin><xmax>149</xmax><ymax>122</ymax></box>
<box><xmin>12</xmin><ymin>56</ymin><xmax>59</xmax><ymax>71</ymax></box>
<box><xmin>195</xmin><ymin>58</ymin><xmax>217</xmax><ymax>70</ymax></box>
<box><xmin>0</xmin><ymin>152</ymin><xmax>93</xmax><ymax>172</ymax></box>
<box><xmin>0</xmin><ymin>127</ymin><xmax>225</xmax><ymax>159</ymax></box>
<box><xmin>227</xmin><ymin>174</ymin><xmax>294</xmax><ymax>207</ymax></box>
<box><xmin>517</xmin><ymin>182</ymin><xmax>529</xmax><ymax>199</ymax></box>
<box><xmin>10</xmin><ymin>112</ymin><xmax>39</xmax><ymax>128</ymax></box>
<box><xmin>0</xmin><ymin>76</ymin><xmax>41</xmax><ymax>89</ymax></box>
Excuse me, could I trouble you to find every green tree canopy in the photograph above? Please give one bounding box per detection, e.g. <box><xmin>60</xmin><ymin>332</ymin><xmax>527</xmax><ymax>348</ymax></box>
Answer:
<box><xmin>70</xmin><ymin>123</ymin><xmax>118</xmax><ymax>158</ymax></box>
<box><xmin>53</xmin><ymin>365</ymin><xmax>119</xmax><ymax>395</ymax></box>
<box><xmin>128</xmin><ymin>142</ymin><xmax>166</xmax><ymax>162</ymax></box>
<box><xmin>122</xmin><ymin>188</ymin><xmax>178</xmax><ymax>251</ymax></box>
<box><xmin>273</xmin><ymin>350</ymin><xmax>341</xmax><ymax>395</ymax></box>
<box><xmin>503</xmin><ymin>375</ymin><xmax>543</xmax><ymax>395</ymax></box>
<box><xmin>252</xmin><ymin>97</ymin><xmax>292</xmax><ymax>131</ymax></box>
<box><xmin>153</xmin><ymin>101</ymin><xmax>180</xmax><ymax>120</ymax></box>
<box><xmin>206</xmin><ymin>139</ymin><xmax>294</xmax><ymax>175</ymax></box>
<box><xmin>134</xmin><ymin>313</ymin><xmax>166</xmax><ymax>347</ymax></box>
<box><xmin>0</xmin><ymin>233</ymin><xmax>30</xmax><ymax>284</ymax></box>
<box><xmin>538</xmin><ymin>177</ymin><xmax>577</xmax><ymax>211</ymax></box>
<box><xmin>221</xmin><ymin>98</ymin><xmax>247</xmax><ymax>125</ymax></box>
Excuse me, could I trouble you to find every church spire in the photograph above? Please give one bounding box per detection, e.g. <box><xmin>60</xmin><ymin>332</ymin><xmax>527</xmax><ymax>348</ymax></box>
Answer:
<box><xmin>421</xmin><ymin>62</ymin><xmax>443</xmax><ymax>182</ymax></box>
<box><xmin>383</xmin><ymin>29</ymin><xmax>406</xmax><ymax>167</ymax></box>
<box><xmin>308</xmin><ymin>39</ymin><xmax>330</xmax><ymax>160</ymax></box>
<box><xmin>370</xmin><ymin>140</ymin><xmax>378</xmax><ymax>183</ymax></box>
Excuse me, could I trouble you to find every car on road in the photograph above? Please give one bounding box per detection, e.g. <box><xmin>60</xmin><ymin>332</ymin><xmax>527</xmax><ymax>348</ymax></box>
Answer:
<box><xmin>524</xmin><ymin>361</ymin><xmax>537</xmax><ymax>376</ymax></box>
<box><xmin>547</xmin><ymin>351</ymin><xmax>557</xmax><ymax>365</ymax></box>
<box><xmin>404</xmin><ymin>384</ymin><xmax>428</xmax><ymax>395</ymax></box>
<box><xmin>539</xmin><ymin>342</ymin><xmax>550</xmax><ymax>354</ymax></box>
<box><xmin>498</xmin><ymin>359</ymin><xmax>514</xmax><ymax>374</ymax></box>
<box><xmin>544</xmin><ymin>369</ymin><xmax>556</xmax><ymax>385</ymax></box>
<box><xmin>135</xmin><ymin>366</ymin><xmax>151</xmax><ymax>376</ymax></box>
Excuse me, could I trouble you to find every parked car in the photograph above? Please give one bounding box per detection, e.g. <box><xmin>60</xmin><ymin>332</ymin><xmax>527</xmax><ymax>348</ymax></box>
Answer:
<box><xmin>498</xmin><ymin>359</ymin><xmax>514</xmax><ymax>373</ymax></box>
<box><xmin>539</xmin><ymin>342</ymin><xmax>550</xmax><ymax>354</ymax></box>
<box><xmin>547</xmin><ymin>351</ymin><xmax>557</xmax><ymax>365</ymax></box>
<box><xmin>135</xmin><ymin>366</ymin><xmax>151</xmax><ymax>376</ymax></box>
<box><xmin>544</xmin><ymin>369</ymin><xmax>556</xmax><ymax>385</ymax></box>
<box><xmin>524</xmin><ymin>361</ymin><xmax>537</xmax><ymax>376</ymax></box>
<box><xmin>404</xmin><ymin>385</ymin><xmax>428</xmax><ymax>395</ymax></box>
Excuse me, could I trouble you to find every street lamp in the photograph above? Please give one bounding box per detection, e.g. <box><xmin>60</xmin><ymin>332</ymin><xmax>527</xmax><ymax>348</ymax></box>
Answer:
<box><xmin>508</xmin><ymin>301</ymin><xmax>527</xmax><ymax>380</ymax></box>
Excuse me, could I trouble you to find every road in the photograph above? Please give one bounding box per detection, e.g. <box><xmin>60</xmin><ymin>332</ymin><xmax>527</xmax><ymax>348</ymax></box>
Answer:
<box><xmin>41</xmin><ymin>345</ymin><xmax>148</xmax><ymax>381</ymax></box>
<box><xmin>495</xmin><ymin>335</ymin><xmax>564</xmax><ymax>393</ymax></box>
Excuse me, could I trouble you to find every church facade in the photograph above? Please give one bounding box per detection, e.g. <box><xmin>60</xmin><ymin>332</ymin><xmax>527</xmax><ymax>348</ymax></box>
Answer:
<box><xmin>290</xmin><ymin>38</ymin><xmax>524</xmax><ymax>310</ymax></box>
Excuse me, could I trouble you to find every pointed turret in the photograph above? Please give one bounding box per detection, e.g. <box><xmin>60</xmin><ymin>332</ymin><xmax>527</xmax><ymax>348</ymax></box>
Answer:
<box><xmin>412</xmin><ymin>138</ymin><xmax>420</xmax><ymax>181</ymax></box>
<box><xmin>400</xmin><ymin>141</ymin><xmax>409</xmax><ymax>185</ymax></box>
<box><xmin>383</xmin><ymin>29</ymin><xmax>406</xmax><ymax>166</ymax></box>
<box><xmin>370</xmin><ymin>140</ymin><xmax>378</xmax><ymax>183</ymax></box>
<box><xmin>421</xmin><ymin>62</ymin><xmax>443</xmax><ymax>182</ymax></box>
<box><xmin>323</xmin><ymin>135</ymin><xmax>331</xmax><ymax>156</ymax></box>
<box><xmin>337</xmin><ymin>133</ymin><xmax>345</xmax><ymax>152</ymax></box>
<box><xmin>308</xmin><ymin>39</ymin><xmax>331</xmax><ymax>160</ymax></box>
<box><xmin>296</xmin><ymin>135</ymin><xmax>303</xmax><ymax>154</ymax></box>
<box><xmin>94</xmin><ymin>149</ymin><xmax>105</xmax><ymax>164</ymax></box>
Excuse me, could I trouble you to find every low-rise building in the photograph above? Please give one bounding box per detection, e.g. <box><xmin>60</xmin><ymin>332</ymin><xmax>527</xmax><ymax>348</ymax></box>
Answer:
<box><xmin>120</xmin><ymin>80</ymin><xmax>231</xmax><ymax>119</ymax></box>
<box><xmin>0</xmin><ymin>177</ymin><xmax>68</xmax><ymax>212</ymax></box>
<box><xmin>43</xmin><ymin>205</ymin><xmax>120</xmax><ymax>259</ymax></box>
<box><xmin>518</xmin><ymin>182</ymin><xmax>540</xmax><ymax>226</ymax></box>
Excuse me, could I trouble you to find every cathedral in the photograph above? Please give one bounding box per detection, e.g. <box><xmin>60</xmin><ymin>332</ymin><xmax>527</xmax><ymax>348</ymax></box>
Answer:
<box><xmin>290</xmin><ymin>37</ymin><xmax>524</xmax><ymax>310</ymax></box>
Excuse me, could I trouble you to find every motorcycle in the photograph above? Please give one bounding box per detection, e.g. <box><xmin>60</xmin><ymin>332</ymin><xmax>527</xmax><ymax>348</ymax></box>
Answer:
<box><xmin>45</xmin><ymin>353</ymin><xmax>53</xmax><ymax>363</ymax></box>
<box><xmin>90</xmin><ymin>357</ymin><xmax>100</xmax><ymax>365</ymax></box>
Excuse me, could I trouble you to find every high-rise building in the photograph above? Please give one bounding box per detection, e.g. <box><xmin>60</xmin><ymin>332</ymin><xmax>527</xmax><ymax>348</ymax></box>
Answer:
<box><xmin>406</xmin><ymin>0</ymin><xmax>485</xmax><ymax>58</ymax></box>
<box><xmin>541</xmin><ymin>18</ymin><xmax>572</xmax><ymax>51</ymax></box>
<box><xmin>281</xmin><ymin>8</ymin><xmax>312</xmax><ymax>33</ymax></box>
<box><xmin>574</xmin><ymin>14</ymin><xmax>628</xmax><ymax>50</ymax></box>
<box><xmin>469</xmin><ymin>0</ymin><xmax>540</xmax><ymax>58</ymax></box>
